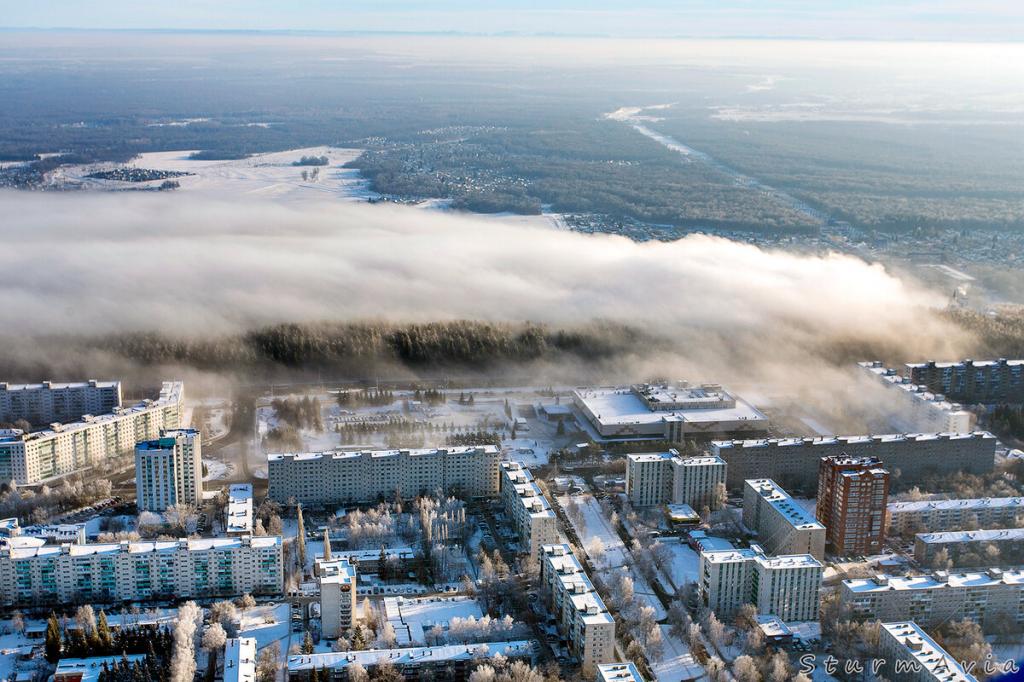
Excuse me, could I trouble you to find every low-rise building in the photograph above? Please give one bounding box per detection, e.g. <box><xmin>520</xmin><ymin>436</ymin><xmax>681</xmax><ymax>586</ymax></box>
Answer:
<box><xmin>53</xmin><ymin>655</ymin><xmax>146</xmax><ymax>682</ymax></box>
<box><xmin>0</xmin><ymin>381</ymin><xmax>183</xmax><ymax>484</ymax></box>
<box><xmin>226</xmin><ymin>483</ymin><xmax>254</xmax><ymax>536</ymax></box>
<box><xmin>597</xmin><ymin>663</ymin><xmax>646</xmax><ymax>682</ymax></box>
<box><xmin>914</xmin><ymin>527</ymin><xmax>1024</xmax><ymax>567</ymax></box>
<box><xmin>267</xmin><ymin>446</ymin><xmax>501</xmax><ymax>507</ymax></box>
<box><xmin>625</xmin><ymin>451</ymin><xmax>726</xmax><ymax>509</ymax></box>
<box><xmin>878</xmin><ymin>622</ymin><xmax>977</xmax><ymax>682</ymax></box>
<box><xmin>499</xmin><ymin>461</ymin><xmax>560</xmax><ymax>559</ymax></box>
<box><xmin>0</xmin><ymin>534</ymin><xmax>282</xmax><ymax>607</ymax></box>
<box><xmin>224</xmin><ymin>637</ymin><xmax>258</xmax><ymax>682</ymax></box>
<box><xmin>286</xmin><ymin>641</ymin><xmax>535</xmax><ymax>681</ymax></box>
<box><xmin>888</xmin><ymin>496</ymin><xmax>1024</xmax><ymax>535</ymax></box>
<box><xmin>539</xmin><ymin>544</ymin><xmax>616</xmax><ymax>676</ymax></box>
<box><xmin>698</xmin><ymin>545</ymin><xmax>822</xmax><ymax>621</ymax></box>
<box><xmin>840</xmin><ymin>569</ymin><xmax>1024</xmax><ymax>628</ymax></box>
<box><xmin>742</xmin><ymin>479</ymin><xmax>826</xmax><ymax>559</ymax></box>
<box><xmin>135</xmin><ymin>428</ymin><xmax>203</xmax><ymax>512</ymax></box>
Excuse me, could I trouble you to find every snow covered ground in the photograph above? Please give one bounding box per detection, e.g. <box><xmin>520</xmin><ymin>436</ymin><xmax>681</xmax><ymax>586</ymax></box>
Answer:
<box><xmin>661</xmin><ymin>540</ymin><xmax>700</xmax><ymax>591</ymax></box>
<box><xmin>203</xmin><ymin>458</ymin><xmax>234</xmax><ymax>481</ymax></box>
<box><xmin>238</xmin><ymin>602</ymin><xmax>291</xmax><ymax>650</ymax></box>
<box><xmin>652</xmin><ymin>625</ymin><xmax>705</xmax><ymax>682</ymax></box>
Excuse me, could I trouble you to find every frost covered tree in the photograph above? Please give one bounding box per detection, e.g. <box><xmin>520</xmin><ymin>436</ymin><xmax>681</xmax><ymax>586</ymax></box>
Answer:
<box><xmin>170</xmin><ymin>601</ymin><xmax>202</xmax><ymax>682</ymax></box>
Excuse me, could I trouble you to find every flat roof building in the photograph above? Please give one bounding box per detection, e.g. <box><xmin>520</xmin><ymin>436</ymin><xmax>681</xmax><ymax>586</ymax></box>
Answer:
<box><xmin>908</xmin><ymin>358</ymin><xmax>1024</xmax><ymax>405</ymax></box>
<box><xmin>597</xmin><ymin>663</ymin><xmax>646</xmax><ymax>682</ymax></box>
<box><xmin>226</xmin><ymin>483</ymin><xmax>254</xmax><ymax>536</ymax></box>
<box><xmin>135</xmin><ymin>428</ymin><xmax>202</xmax><ymax>512</ymax></box>
<box><xmin>859</xmin><ymin>362</ymin><xmax>973</xmax><ymax>434</ymax></box>
<box><xmin>888</xmin><ymin>496</ymin><xmax>1024</xmax><ymax>535</ymax></box>
<box><xmin>878</xmin><ymin>622</ymin><xmax>977</xmax><ymax>682</ymax></box>
<box><xmin>573</xmin><ymin>382</ymin><xmax>768</xmax><ymax>443</ymax></box>
<box><xmin>268</xmin><ymin>446</ymin><xmax>501</xmax><ymax>507</ymax></box>
<box><xmin>625</xmin><ymin>450</ymin><xmax>726</xmax><ymax>509</ymax></box>
<box><xmin>698</xmin><ymin>545</ymin><xmax>822</xmax><ymax>621</ymax></box>
<box><xmin>224</xmin><ymin>637</ymin><xmax>258</xmax><ymax>682</ymax></box>
<box><xmin>743</xmin><ymin>479</ymin><xmax>826</xmax><ymax>559</ymax></box>
<box><xmin>317</xmin><ymin>557</ymin><xmax>357</xmax><ymax>639</ymax></box>
<box><xmin>499</xmin><ymin>461</ymin><xmax>560</xmax><ymax>559</ymax></box>
<box><xmin>816</xmin><ymin>456</ymin><xmax>889</xmax><ymax>557</ymax></box>
<box><xmin>915</xmin><ymin>527</ymin><xmax>1024</xmax><ymax>568</ymax></box>
<box><xmin>0</xmin><ymin>380</ymin><xmax>121</xmax><ymax>426</ymax></box>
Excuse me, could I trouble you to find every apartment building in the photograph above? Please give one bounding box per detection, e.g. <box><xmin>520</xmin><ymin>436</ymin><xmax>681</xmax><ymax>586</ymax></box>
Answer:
<box><xmin>286</xmin><ymin>641</ymin><xmax>535</xmax><ymax>681</ymax></box>
<box><xmin>135</xmin><ymin>429</ymin><xmax>202</xmax><ymax>512</ymax></box>
<box><xmin>597</xmin><ymin>663</ymin><xmax>646</xmax><ymax>682</ymax></box>
<box><xmin>742</xmin><ymin>479</ymin><xmax>826</xmax><ymax>559</ymax></box>
<box><xmin>499</xmin><ymin>461</ymin><xmax>560</xmax><ymax>559</ymax></box>
<box><xmin>859</xmin><ymin>362</ymin><xmax>973</xmax><ymax>434</ymax></box>
<box><xmin>816</xmin><ymin>456</ymin><xmax>889</xmax><ymax>556</ymax></box>
<box><xmin>0</xmin><ymin>534</ymin><xmax>282</xmax><ymax>607</ymax></box>
<box><xmin>908</xmin><ymin>358</ymin><xmax>1024</xmax><ymax>405</ymax></box>
<box><xmin>539</xmin><ymin>544</ymin><xmax>616</xmax><ymax>676</ymax></box>
<box><xmin>840</xmin><ymin>569</ymin><xmax>1024</xmax><ymax>629</ymax></box>
<box><xmin>224</xmin><ymin>637</ymin><xmax>258</xmax><ymax>682</ymax></box>
<box><xmin>914</xmin><ymin>528</ymin><xmax>1024</xmax><ymax>568</ymax></box>
<box><xmin>887</xmin><ymin>496</ymin><xmax>1024</xmax><ymax>535</ymax></box>
<box><xmin>698</xmin><ymin>545</ymin><xmax>822</xmax><ymax>621</ymax></box>
<box><xmin>625</xmin><ymin>451</ymin><xmax>726</xmax><ymax>509</ymax></box>
<box><xmin>878</xmin><ymin>622</ymin><xmax>977</xmax><ymax>682</ymax></box>
<box><xmin>0</xmin><ymin>380</ymin><xmax>122</xmax><ymax>425</ymax></box>
<box><xmin>226</xmin><ymin>483</ymin><xmax>254</xmax><ymax>536</ymax></box>
<box><xmin>711</xmin><ymin>431</ymin><xmax>994</xmax><ymax>492</ymax></box>
<box><xmin>0</xmin><ymin>381</ymin><xmax>184</xmax><ymax>484</ymax></box>
<box><xmin>317</xmin><ymin>557</ymin><xmax>357</xmax><ymax>638</ymax></box>
<box><xmin>267</xmin><ymin>446</ymin><xmax>501</xmax><ymax>507</ymax></box>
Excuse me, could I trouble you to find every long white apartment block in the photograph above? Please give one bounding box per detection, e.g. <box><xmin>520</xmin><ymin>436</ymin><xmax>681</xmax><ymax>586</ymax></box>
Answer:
<box><xmin>0</xmin><ymin>381</ymin><xmax>184</xmax><ymax>484</ymax></box>
<box><xmin>915</xmin><ymin>527</ymin><xmax>1024</xmax><ymax>567</ymax></box>
<box><xmin>742</xmin><ymin>479</ymin><xmax>826</xmax><ymax>559</ymax></box>
<box><xmin>698</xmin><ymin>545</ymin><xmax>822</xmax><ymax>621</ymax></box>
<box><xmin>841</xmin><ymin>568</ymin><xmax>1024</xmax><ymax>629</ymax></box>
<box><xmin>859</xmin><ymin>362</ymin><xmax>973</xmax><ymax>434</ymax></box>
<box><xmin>878</xmin><ymin>622</ymin><xmax>977</xmax><ymax>682</ymax></box>
<box><xmin>539</xmin><ymin>544</ymin><xmax>615</xmax><ymax>676</ymax></box>
<box><xmin>0</xmin><ymin>380</ymin><xmax>122</xmax><ymax>425</ymax></box>
<box><xmin>224</xmin><ymin>637</ymin><xmax>258</xmax><ymax>682</ymax></box>
<box><xmin>317</xmin><ymin>557</ymin><xmax>358</xmax><ymax>639</ymax></box>
<box><xmin>0</xmin><ymin>534</ymin><xmax>282</xmax><ymax>607</ymax></box>
<box><xmin>226</xmin><ymin>483</ymin><xmax>254</xmax><ymax>536</ymax></box>
<box><xmin>888</xmin><ymin>496</ymin><xmax>1024</xmax><ymax>534</ymax></box>
<box><xmin>711</xmin><ymin>431</ymin><xmax>995</xmax><ymax>491</ymax></box>
<box><xmin>267</xmin><ymin>445</ymin><xmax>501</xmax><ymax>506</ymax></box>
<box><xmin>499</xmin><ymin>461</ymin><xmax>560</xmax><ymax>559</ymax></box>
<box><xmin>135</xmin><ymin>428</ymin><xmax>202</xmax><ymax>512</ymax></box>
<box><xmin>625</xmin><ymin>451</ymin><xmax>726</xmax><ymax>509</ymax></box>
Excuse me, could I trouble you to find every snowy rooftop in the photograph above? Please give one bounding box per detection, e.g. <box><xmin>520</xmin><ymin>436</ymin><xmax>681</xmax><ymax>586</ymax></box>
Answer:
<box><xmin>906</xmin><ymin>359</ymin><xmax>1024</xmax><ymax>370</ymax></box>
<box><xmin>597</xmin><ymin>663</ymin><xmax>645</xmax><ymax>682</ymax></box>
<box><xmin>287</xmin><ymin>641</ymin><xmax>535</xmax><ymax>672</ymax></box>
<box><xmin>756</xmin><ymin>615</ymin><xmax>793</xmax><ymax>639</ymax></box>
<box><xmin>501</xmin><ymin>461</ymin><xmax>555</xmax><ymax>519</ymax></box>
<box><xmin>317</xmin><ymin>558</ymin><xmax>357</xmax><ymax>586</ymax></box>
<box><xmin>889</xmin><ymin>496</ymin><xmax>1024</xmax><ymax>513</ymax></box>
<box><xmin>383</xmin><ymin>595</ymin><xmax>484</xmax><ymax>646</ymax></box>
<box><xmin>268</xmin><ymin>445</ymin><xmax>498</xmax><ymax>462</ymax></box>
<box><xmin>136</xmin><ymin>428</ymin><xmax>198</xmax><ymax>452</ymax></box>
<box><xmin>917</xmin><ymin>527</ymin><xmax>1024</xmax><ymax>544</ymax></box>
<box><xmin>54</xmin><ymin>655</ymin><xmax>146</xmax><ymax>682</ymax></box>
<box><xmin>227</xmin><ymin>483</ymin><xmax>254</xmax><ymax>535</ymax></box>
<box><xmin>4</xmin><ymin>534</ymin><xmax>279</xmax><ymax>559</ymax></box>
<box><xmin>859</xmin><ymin>362</ymin><xmax>969</xmax><ymax>413</ymax></box>
<box><xmin>574</xmin><ymin>385</ymin><xmax>766</xmax><ymax>427</ymax></box>
<box><xmin>712</xmin><ymin>431</ymin><xmax>993</xmax><ymax>450</ymax></box>
<box><xmin>745</xmin><ymin>479</ymin><xmax>825</xmax><ymax>531</ymax></box>
<box><xmin>881</xmin><ymin>622</ymin><xmax>977</xmax><ymax>682</ymax></box>
<box><xmin>844</xmin><ymin>569</ymin><xmax>1024</xmax><ymax>593</ymax></box>
<box><xmin>223</xmin><ymin>637</ymin><xmax>257</xmax><ymax>682</ymax></box>
<box><xmin>0</xmin><ymin>380</ymin><xmax>119</xmax><ymax>392</ymax></box>
<box><xmin>541</xmin><ymin>544</ymin><xmax>614</xmax><ymax>625</ymax></box>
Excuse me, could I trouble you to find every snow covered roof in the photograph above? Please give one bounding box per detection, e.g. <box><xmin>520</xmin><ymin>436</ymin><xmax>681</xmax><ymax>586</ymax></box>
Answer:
<box><xmin>889</xmin><ymin>496</ymin><xmax>1024</xmax><ymax>514</ymax></box>
<box><xmin>223</xmin><ymin>637</ymin><xmax>257</xmax><ymax>682</ymax></box>
<box><xmin>917</xmin><ymin>527</ymin><xmax>1024</xmax><ymax>544</ymax></box>
<box><xmin>268</xmin><ymin>445</ymin><xmax>498</xmax><ymax>462</ymax></box>
<box><xmin>881</xmin><ymin>622</ymin><xmax>977</xmax><ymax>682</ymax></box>
<box><xmin>745</xmin><ymin>479</ymin><xmax>825</xmax><ymax>531</ymax></box>
<box><xmin>286</xmin><ymin>641</ymin><xmax>535</xmax><ymax>672</ymax></box>
<box><xmin>597</xmin><ymin>662</ymin><xmax>645</xmax><ymax>682</ymax></box>
<box><xmin>844</xmin><ymin>569</ymin><xmax>1024</xmax><ymax>594</ymax></box>
<box><xmin>4</xmin><ymin>534</ymin><xmax>279</xmax><ymax>559</ymax></box>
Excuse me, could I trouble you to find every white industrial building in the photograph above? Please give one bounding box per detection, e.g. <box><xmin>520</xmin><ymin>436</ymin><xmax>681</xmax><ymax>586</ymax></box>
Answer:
<box><xmin>0</xmin><ymin>534</ymin><xmax>282</xmax><ymax>607</ymax></box>
<box><xmin>134</xmin><ymin>428</ymin><xmax>202</xmax><ymax>512</ymax></box>
<box><xmin>698</xmin><ymin>545</ymin><xmax>822</xmax><ymax>621</ymax></box>
<box><xmin>268</xmin><ymin>446</ymin><xmax>501</xmax><ymax>507</ymax></box>
<box><xmin>573</xmin><ymin>382</ymin><xmax>768</xmax><ymax>443</ymax></box>
<box><xmin>878</xmin><ymin>622</ymin><xmax>977</xmax><ymax>682</ymax></box>
<box><xmin>499</xmin><ymin>461</ymin><xmax>560</xmax><ymax>559</ymax></box>
<box><xmin>742</xmin><ymin>479</ymin><xmax>826</xmax><ymax>559</ymax></box>
<box><xmin>0</xmin><ymin>380</ymin><xmax>122</xmax><ymax>425</ymax></box>
<box><xmin>625</xmin><ymin>450</ymin><xmax>726</xmax><ymax>508</ymax></box>
<box><xmin>859</xmin><ymin>362</ymin><xmax>973</xmax><ymax>434</ymax></box>
<box><xmin>539</xmin><ymin>544</ymin><xmax>616</xmax><ymax>676</ymax></box>
<box><xmin>0</xmin><ymin>381</ymin><xmax>184</xmax><ymax>484</ymax></box>
<box><xmin>226</xmin><ymin>483</ymin><xmax>254</xmax><ymax>536</ymax></box>
<box><xmin>888</xmin><ymin>496</ymin><xmax>1024</xmax><ymax>534</ymax></box>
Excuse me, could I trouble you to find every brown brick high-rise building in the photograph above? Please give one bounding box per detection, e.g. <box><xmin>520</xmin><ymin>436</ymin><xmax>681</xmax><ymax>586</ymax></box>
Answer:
<box><xmin>816</xmin><ymin>456</ymin><xmax>890</xmax><ymax>557</ymax></box>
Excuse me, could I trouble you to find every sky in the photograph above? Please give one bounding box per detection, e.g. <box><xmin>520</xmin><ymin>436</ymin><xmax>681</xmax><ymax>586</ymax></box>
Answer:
<box><xmin>3</xmin><ymin>0</ymin><xmax>1023</xmax><ymax>41</ymax></box>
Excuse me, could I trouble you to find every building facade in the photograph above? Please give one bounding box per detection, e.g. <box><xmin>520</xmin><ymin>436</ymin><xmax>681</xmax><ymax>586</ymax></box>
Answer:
<box><xmin>859</xmin><ymin>362</ymin><xmax>973</xmax><ymax>434</ymax></box>
<box><xmin>267</xmin><ymin>446</ymin><xmax>501</xmax><ymax>507</ymax></box>
<box><xmin>499</xmin><ymin>461</ymin><xmax>560</xmax><ymax>560</ymax></box>
<box><xmin>625</xmin><ymin>451</ymin><xmax>726</xmax><ymax>509</ymax></box>
<box><xmin>878</xmin><ymin>622</ymin><xmax>977</xmax><ymax>682</ymax></box>
<box><xmin>698</xmin><ymin>545</ymin><xmax>822</xmax><ymax>621</ymax></box>
<box><xmin>914</xmin><ymin>528</ymin><xmax>1024</xmax><ymax>568</ymax></box>
<box><xmin>0</xmin><ymin>381</ymin><xmax>184</xmax><ymax>484</ymax></box>
<box><xmin>841</xmin><ymin>569</ymin><xmax>1024</xmax><ymax>629</ymax></box>
<box><xmin>907</xmin><ymin>358</ymin><xmax>1024</xmax><ymax>405</ymax></box>
<box><xmin>0</xmin><ymin>380</ymin><xmax>122</xmax><ymax>426</ymax></box>
<box><xmin>888</xmin><ymin>496</ymin><xmax>1024</xmax><ymax>535</ymax></box>
<box><xmin>317</xmin><ymin>557</ymin><xmax>357</xmax><ymax>639</ymax></box>
<box><xmin>742</xmin><ymin>479</ymin><xmax>826</xmax><ymax>559</ymax></box>
<box><xmin>816</xmin><ymin>456</ymin><xmax>889</xmax><ymax>556</ymax></box>
<box><xmin>539</xmin><ymin>544</ymin><xmax>615</xmax><ymax>676</ymax></box>
<box><xmin>711</xmin><ymin>431</ymin><xmax>995</xmax><ymax>492</ymax></box>
<box><xmin>0</xmin><ymin>534</ymin><xmax>282</xmax><ymax>607</ymax></box>
<box><xmin>135</xmin><ymin>429</ymin><xmax>202</xmax><ymax>512</ymax></box>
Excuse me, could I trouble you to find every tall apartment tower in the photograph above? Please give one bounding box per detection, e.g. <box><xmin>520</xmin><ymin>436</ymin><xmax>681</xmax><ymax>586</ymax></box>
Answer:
<box><xmin>816</xmin><ymin>455</ymin><xmax>889</xmax><ymax>556</ymax></box>
<box><xmin>135</xmin><ymin>429</ymin><xmax>203</xmax><ymax>512</ymax></box>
